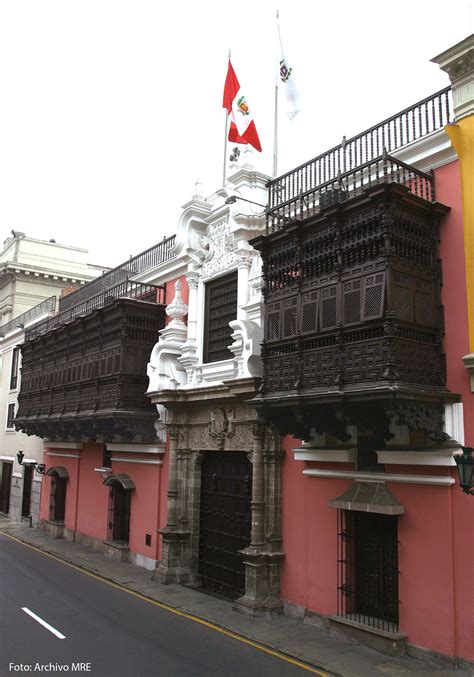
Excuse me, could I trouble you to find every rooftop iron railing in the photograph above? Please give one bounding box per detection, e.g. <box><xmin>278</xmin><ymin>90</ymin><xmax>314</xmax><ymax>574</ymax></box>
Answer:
<box><xmin>25</xmin><ymin>280</ymin><xmax>165</xmax><ymax>340</ymax></box>
<box><xmin>267</xmin><ymin>153</ymin><xmax>434</xmax><ymax>232</ymax></box>
<box><xmin>268</xmin><ymin>86</ymin><xmax>452</xmax><ymax>219</ymax></box>
<box><xmin>58</xmin><ymin>234</ymin><xmax>176</xmax><ymax>312</ymax></box>
<box><xmin>0</xmin><ymin>296</ymin><xmax>57</xmax><ymax>338</ymax></box>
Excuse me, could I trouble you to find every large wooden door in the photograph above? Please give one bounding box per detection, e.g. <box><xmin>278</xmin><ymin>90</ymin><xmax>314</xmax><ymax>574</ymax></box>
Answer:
<box><xmin>199</xmin><ymin>451</ymin><xmax>252</xmax><ymax>599</ymax></box>
<box><xmin>0</xmin><ymin>462</ymin><xmax>13</xmax><ymax>514</ymax></box>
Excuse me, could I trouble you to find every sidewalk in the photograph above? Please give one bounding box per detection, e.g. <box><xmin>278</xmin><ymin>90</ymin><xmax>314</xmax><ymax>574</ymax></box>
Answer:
<box><xmin>0</xmin><ymin>517</ymin><xmax>470</xmax><ymax>677</ymax></box>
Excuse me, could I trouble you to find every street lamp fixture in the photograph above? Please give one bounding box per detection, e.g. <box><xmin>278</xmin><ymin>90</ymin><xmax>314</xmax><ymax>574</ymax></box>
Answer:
<box><xmin>224</xmin><ymin>195</ymin><xmax>267</xmax><ymax>210</ymax></box>
<box><xmin>454</xmin><ymin>447</ymin><xmax>474</xmax><ymax>495</ymax></box>
<box><xmin>17</xmin><ymin>450</ymin><xmax>45</xmax><ymax>475</ymax></box>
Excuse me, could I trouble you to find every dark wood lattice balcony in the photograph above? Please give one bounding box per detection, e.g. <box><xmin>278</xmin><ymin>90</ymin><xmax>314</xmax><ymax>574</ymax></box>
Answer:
<box><xmin>251</xmin><ymin>173</ymin><xmax>456</xmax><ymax>443</ymax></box>
<box><xmin>15</xmin><ymin>292</ymin><xmax>166</xmax><ymax>443</ymax></box>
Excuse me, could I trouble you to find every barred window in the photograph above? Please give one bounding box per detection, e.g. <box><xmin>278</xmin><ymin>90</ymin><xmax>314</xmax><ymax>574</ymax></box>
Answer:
<box><xmin>6</xmin><ymin>403</ymin><xmax>15</xmax><ymax>429</ymax></box>
<box><xmin>203</xmin><ymin>272</ymin><xmax>238</xmax><ymax>363</ymax></box>
<box><xmin>10</xmin><ymin>347</ymin><xmax>20</xmax><ymax>390</ymax></box>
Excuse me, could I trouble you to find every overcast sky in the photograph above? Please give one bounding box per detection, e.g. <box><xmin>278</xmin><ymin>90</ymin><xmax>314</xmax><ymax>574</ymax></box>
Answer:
<box><xmin>0</xmin><ymin>1</ymin><xmax>471</xmax><ymax>267</ymax></box>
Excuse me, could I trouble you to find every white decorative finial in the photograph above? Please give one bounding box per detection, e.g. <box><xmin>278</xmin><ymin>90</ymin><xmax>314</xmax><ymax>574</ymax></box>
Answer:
<box><xmin>165</xmin><ymin>279</ymin><xmax>188</xmax><ymax>326</ymax></box>
<box><xmin>193</xmin><ymin>178</ymin><xmax>205</xmax><ymax>199</ymax></box>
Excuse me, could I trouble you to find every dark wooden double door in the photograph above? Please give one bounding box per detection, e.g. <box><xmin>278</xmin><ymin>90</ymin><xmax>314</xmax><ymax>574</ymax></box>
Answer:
<box><xmin>199</xmin><ymin>452</ymin><xmax>252</xmax><ymax>599</ymax></box>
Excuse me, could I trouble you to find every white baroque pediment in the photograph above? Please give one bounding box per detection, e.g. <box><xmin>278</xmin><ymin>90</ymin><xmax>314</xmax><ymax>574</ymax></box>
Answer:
<box><xmin>202</xmin><ymin>222</ymin><xmax>237</xmax><ymax>277</ymax></box>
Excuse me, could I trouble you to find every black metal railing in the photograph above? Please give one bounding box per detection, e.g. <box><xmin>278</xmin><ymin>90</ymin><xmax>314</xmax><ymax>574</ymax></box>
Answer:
<box><xmin>268</xmin><ymin>153</ymin><xmax>434</xmax><ymax>231</ymax></box>
<box><xmin>337</xmin><ymin>510</ymin><xmax>400</xmax><ymax>633</ymax></box>
<box><xmin>25</xmin><ymin>280</ymin><xmax>165</xmax><ymax>340</ymax></box>
<box><xmin>268</xmin><ymin>87</ymin><xmax>451</xmax><ymax>218</ymax></box>
<box><xmin>58</xmin><ymin>235</ymin><xmax>176</xmax><ymax>312</ymax></box>
<box><xmin>0</xmin><ymin>296</ymin><xmax>57</xmax><ymax>337</ymax></box>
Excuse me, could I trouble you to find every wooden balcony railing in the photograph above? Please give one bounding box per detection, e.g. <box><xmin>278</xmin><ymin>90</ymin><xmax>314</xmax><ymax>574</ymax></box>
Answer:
<box><xmin>267</xmin><ymin>153</ymin><xmax>434</xmax><ymax>232</ymax></box>
<box><xmin>58</xmin><ymin>234</ymin><xmax>176</xmax><ymax>312</ymax></box>
<box><xmin>267</xmin><ymin>86</ymin><xmax>452</xmax><ymax>229</ymax></box>
<box><xmin>25</xmin><ymin>280</ymin><xmax>165</xmax><ymax>340</ymax></box>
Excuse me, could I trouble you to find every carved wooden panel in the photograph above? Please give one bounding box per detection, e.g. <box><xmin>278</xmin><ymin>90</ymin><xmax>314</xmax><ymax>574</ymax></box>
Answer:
<box><xmin>15</xmin><ymin>298</ymin><xmax>165</xmax><ymax>442</ymax></box>
<box><xmin>252</xmin><ymin>183</ymin><xmax>450</xmax><ymax>440</ymax></box>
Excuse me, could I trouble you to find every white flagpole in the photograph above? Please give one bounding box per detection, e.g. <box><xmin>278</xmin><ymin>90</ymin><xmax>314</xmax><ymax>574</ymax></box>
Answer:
<box><xmin>273</xmin><ymin>11</ymin><xmax>279</xmax><ymax>178</ymax></box>
<box><xmin>223</xmin><ymin>49</ymin><xmax>231</xmax><ymax>186</ymax></box>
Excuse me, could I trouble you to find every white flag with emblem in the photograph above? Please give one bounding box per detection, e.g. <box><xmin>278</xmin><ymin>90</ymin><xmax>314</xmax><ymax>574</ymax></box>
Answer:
<box><xmin>277</xmin><ymin>14</ymin><xmax>302</xmax><ymax>120</ymax></box>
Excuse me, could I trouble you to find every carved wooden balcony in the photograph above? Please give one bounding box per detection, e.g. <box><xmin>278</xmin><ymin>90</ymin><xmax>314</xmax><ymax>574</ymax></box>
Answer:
<box><xmin>15</xmin><ymin>288</ymin><xmax>166</xmax><ymax>443</ymax></box>
<box><xmin>251</xmin><ymin>164</ymin><xmax>456</xmax><ymax>443</ymax></box>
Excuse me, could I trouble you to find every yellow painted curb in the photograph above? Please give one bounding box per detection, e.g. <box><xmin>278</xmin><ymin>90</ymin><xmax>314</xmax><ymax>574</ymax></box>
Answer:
<box><xmin>1</xmin><ymin>531</ymin><xmax>330</xmax><ymax>676</ymax></box>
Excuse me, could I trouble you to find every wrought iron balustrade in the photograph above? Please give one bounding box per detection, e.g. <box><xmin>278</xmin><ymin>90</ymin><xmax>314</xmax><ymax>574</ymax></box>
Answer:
<box><xmin>58</xmin><ymin>234</ymin><xmax>176</xmax><ymax>311</ymax></box>
<box><xmin>25</xmin><ymin>280</ymin><xmax>165</xmax><ymax>340</ymax></box>
<box><xmin>267</xmin><ymin>153</ymin><xmax>434</xmax><ymax>232</ymax></box>
<box><xmin>267</xmin><ymin>86</ymin><xmax>452</xmax><ymax>223</ymax></box>
<box><xmin>0</xmin><ymin>296</ymin><xmax>57</xmax><ymax>337</ymax></box>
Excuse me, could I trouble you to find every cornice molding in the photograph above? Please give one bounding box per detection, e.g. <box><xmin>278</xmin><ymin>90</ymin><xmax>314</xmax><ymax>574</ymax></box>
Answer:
<box><xmin>303</xmin><ymin>468</ymin><xmax>455</xmax><ymax>486</ymax></box>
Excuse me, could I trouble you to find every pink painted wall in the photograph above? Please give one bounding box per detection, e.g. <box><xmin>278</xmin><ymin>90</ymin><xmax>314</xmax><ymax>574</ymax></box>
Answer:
<box><xmin>392</xmin><ymin>472</ymin><xmax>473</xmax><ymax>660</ymax></box>
<box><xmin>41</xmin><ymin>442</ymin><xmax>167</xmax><ymax>563</ymax></box>
<box><xmin>75</xmin><ymin>443</ymin><xmax>108</xmax><ymax>541</ymax></box>
<box><xmin>435</xmin><ymin>160</ymin><xmax>473</xmax><ymax>445</ymax></box>
<box><xmin>40</xmin><ymin>447</ymin><xmax>80</xmax><ymax>532</ymax></box>
<box><xmin>279</xmin><ymin>160</ymin><xmax>473</xmax><ymax>660</ymax></box>
<box><xmin>281</xmin><ymin>442</ymin><xmax>473</xmax><ymax>659</ymax></box>
<box><xmin>112</xmin><ymin>457</ymin><xmax>162</xmax><ymax>560</ymax></box>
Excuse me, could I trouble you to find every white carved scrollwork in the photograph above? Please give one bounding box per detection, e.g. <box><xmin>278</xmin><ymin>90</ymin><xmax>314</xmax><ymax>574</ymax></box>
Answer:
<box><xmin>147</xmin><ymin>280</ymin><xmax>188</xmax><ymax>393</ymax></box>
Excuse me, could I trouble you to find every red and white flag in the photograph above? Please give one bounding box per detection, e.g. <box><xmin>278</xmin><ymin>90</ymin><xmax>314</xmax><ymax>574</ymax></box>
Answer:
<box><xmin>223</xmin><ymin>60</ymin><xmax>262</xmax><ymax>152</ymax></box>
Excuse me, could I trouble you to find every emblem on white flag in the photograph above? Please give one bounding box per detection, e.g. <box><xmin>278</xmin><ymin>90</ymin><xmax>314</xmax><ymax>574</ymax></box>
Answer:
<box><xmin>277</xmin><ymin>15</ymin><xmax>302</xmax><ymax>120</ymax></box>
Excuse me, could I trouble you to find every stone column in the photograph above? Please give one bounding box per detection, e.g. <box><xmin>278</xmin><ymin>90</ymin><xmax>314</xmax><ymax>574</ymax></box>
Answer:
<box><xmin>233</xmin><ymin>425</ymin><xmax>284</xmax><ymax>617</ymax></box>
<box><xmin>250</xmin><ymin>425</ymin><xmax>265</xmax><ymax>548</ymax></box>
<box><xmin>166</xmin><ymin>426</ymin><xmax>180</xmax><ymax>527</ymax></box>
<box><xmin>154</xmin><ymin>425</ymin><xmax>190</xmax><ymax>584</ymax></box>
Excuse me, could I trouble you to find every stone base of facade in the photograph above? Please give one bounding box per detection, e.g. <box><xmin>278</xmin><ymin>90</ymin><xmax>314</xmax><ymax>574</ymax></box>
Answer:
<box><xmin>41</xmin><ymin>519</ymin><xmax>65</xmax><ymax>539</ymax></box>
<box><xmin>284</xmin><ymin>602</ymin><xmax>473</xmax><ymax>665</ymax></box>
<box><xmin>152</xmin><ymin>529</ymin><xmax>192</xmax><ymax>584</ymax></box>
<box><xmin>406</xmin><ymin>643</ymin><xmax>474</xmax><ymax>671</ymax></box>
<box><xmin>39</xmin><ymin>524</ymin><xmax>160</xmax><ymax>569</ymax></box>
<box><xmin>233</xmin><ymin>548</ymin><xmax>284</xmax><ymax>617</ymax></box>
<box><xmin>130</xmin><ymin>552</ymin><xmax>158</xmax><ymax>571</ymax></box>
<box><xmin>102</xmin><ymin>540</ymin><xmax>130</xmax><ymax>563</ymax></box>
<box><xmin>8</xmin><ymin>475</ymin><xmax>41</xmax><ymax>527</ymax></box>
<box><xmin>328</xmin><ymin>616</ymin><xmax>408</xmax><ymax>657</ymax></box>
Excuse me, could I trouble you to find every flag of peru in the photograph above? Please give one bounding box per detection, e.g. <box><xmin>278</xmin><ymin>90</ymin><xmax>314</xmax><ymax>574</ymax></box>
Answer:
<box><xmin>223</xmin><ymin>60</ymin><xmax>262</xmax><ymax>152</ymax></box>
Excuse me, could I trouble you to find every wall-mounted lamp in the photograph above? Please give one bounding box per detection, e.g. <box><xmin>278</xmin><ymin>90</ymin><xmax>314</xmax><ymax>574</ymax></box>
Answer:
<box><xmin>455</xmin><ymin>447</ymin><xmax>474</xmax><ymax>495</ymax></box>
<box><xmin>224</xmin><ymin>195</ymin><xmax>267</xmax><ymax>210</ymax></box>
<box><xmin>17</xmin><ymin>450</ymin><xmax>45</xmax><ymax>475</ymax></box>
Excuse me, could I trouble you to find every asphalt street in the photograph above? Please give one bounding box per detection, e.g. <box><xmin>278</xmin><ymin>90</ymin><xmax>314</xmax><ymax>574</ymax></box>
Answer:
<box><xmin>0</xmin><ymin>534</ymin><xmax>320</xmax><ymax>677</ymax></box>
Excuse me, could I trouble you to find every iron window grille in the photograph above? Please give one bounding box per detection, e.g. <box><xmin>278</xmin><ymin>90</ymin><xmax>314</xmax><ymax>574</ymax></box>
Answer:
<box><xmin>203</xmin><ymin>272</ymin><xmax>238</xmax><ymax>363</ymax></box>
<box><xmin>337</xmin><ymin>510</ymin><xmax>400</xmax><ymax>632</ymax></box>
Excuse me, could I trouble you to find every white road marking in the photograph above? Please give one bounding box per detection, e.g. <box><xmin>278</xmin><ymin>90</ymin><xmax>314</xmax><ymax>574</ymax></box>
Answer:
<box><xmin>21</xmin><ymin>607</ymin><xmax>66</xmax><ymax>639</ymax></box>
